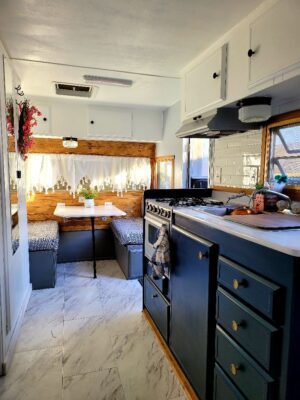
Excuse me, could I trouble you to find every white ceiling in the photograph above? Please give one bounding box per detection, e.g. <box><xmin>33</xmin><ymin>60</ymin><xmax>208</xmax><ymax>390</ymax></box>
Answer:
<box><xmin>0</xmin><ymin>0</ymin><xmax>264</xmax><ymax>108</ymax></box>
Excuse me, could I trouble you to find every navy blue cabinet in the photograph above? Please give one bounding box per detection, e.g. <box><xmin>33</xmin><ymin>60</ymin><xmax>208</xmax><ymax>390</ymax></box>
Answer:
<box><xmin>170</xmin><ymin>225</ymin><xmax>218</xmax><ymax>400</ymax></box>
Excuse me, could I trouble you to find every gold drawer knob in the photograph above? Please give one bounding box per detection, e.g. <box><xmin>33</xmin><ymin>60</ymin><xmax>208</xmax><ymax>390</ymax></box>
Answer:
<box><xmin>232</xmin><ymin>279</ymin><xmax>246</xmax><ymax>290</ymax></box>
<box><xmin>229</xmin><ymin>363</ymin><xmax>240</xmax><ymax>376</ymax></box>
<box><xmin>231</xmin><ymin>320</ymin><xmax>241</xmax><ymax>332</ymax></box>
<box><xmin>198</xmin><ymin>251</ymin><xmax>208</xmax><ymax>260</ymax></box>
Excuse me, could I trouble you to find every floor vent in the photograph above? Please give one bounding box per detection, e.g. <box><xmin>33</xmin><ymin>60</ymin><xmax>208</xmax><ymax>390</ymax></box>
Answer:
<box><xmin>55</xmin><ymin>82</ymin><xmax>93</xmax><ymax>98</ymax></box>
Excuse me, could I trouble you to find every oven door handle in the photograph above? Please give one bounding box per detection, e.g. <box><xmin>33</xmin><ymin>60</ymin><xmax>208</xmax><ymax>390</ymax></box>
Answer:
<box><xmin>144</xmin><ymin>215</ymin><xmax>168</xmax><ymax>229</ymax></box>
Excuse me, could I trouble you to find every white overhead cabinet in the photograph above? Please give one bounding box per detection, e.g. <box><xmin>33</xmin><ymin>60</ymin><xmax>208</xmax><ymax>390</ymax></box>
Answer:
<box><xmin>182</xmin><ymin>44</ymin><xmax>228</xmax><ymax>121</ymax></box>
<box><xmin>248</xmin><ymin>0</ymin><xmax>300</xmax><ymax>88</ymax></box>
<box><xmin>32</xmin><ymin>104</ymin><xmax>51</xmax><ymax>135</ymax></box>
<box><xmin>88</xmin><ymin>106</ymin><xmax>132</xmax><ymax>138</ymax></box>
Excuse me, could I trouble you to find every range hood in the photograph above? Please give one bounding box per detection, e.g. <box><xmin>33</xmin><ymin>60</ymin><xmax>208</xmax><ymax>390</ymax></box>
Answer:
<box><xmin>176</xmin><ymin>108</ymin><xmax>261</xmax><ymax>139</ymax></box>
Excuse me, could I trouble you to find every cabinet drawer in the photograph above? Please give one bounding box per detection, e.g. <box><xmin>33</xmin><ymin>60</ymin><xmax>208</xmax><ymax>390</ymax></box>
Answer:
<box><xmin>144</xmin><ymin>276</ymin><xmax>169</xmax><ymax>341</ymax></box>
<box><xmin>214</xmin><ymin>363</ymin><xmax>245</xmax><ymax>400</ymax></box>
<box><xmin>215</xmin><ymin>326</ymin><xmax>276</xmax><ymax>400</ymax></box>
<box><xmin>147</xmin><ymin>261</ymin><xmax>169</xmax><ymax>296</ymax></box>
<box><xmin>218</xmin><ymin>257</ymin><xmax>283</xmax><ymax>322</ymax></box>
<box><xmin>216</xmin><ymin>287</ymin><xmax>281</xmax><ymax>375</ymax></box>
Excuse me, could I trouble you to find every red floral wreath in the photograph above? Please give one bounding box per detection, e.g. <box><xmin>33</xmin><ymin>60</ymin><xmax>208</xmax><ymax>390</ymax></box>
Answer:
<box><xmin>18</xmin><ymin>100</ymin><xmax>41</xmax><ymax>160</ymax></box>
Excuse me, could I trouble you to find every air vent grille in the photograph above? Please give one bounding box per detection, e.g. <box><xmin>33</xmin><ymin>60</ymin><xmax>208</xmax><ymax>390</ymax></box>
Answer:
<box><xmin>55</xmin><ymin>83</ymin><xmax>93</xmax><ymax>97</ymax></box>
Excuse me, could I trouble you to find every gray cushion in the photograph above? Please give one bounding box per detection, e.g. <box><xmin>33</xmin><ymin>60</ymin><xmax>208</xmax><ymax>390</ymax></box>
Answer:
<box><xmin>27</xmin><ymin>221</ymin><xmax>59</xmax><ymax>251</ymax></box>
<box><xmin>111</xmin><ymin>218</ymin><xmax>143</xmax><ymax>246</ymax></box>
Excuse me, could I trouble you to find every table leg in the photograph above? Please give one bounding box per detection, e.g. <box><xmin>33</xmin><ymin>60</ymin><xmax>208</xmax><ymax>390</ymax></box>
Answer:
<box><xmin>91</xmin><ymin>217</ymin><xmax>97</xmax><ymax>279</ymax></box>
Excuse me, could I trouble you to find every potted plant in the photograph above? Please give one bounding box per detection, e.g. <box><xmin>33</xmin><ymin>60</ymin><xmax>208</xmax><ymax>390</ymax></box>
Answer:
<box><xmin>273</xmin><ymin>174</ymin><xmax>288</xmax><ymax>192</ymax></box>
<box><xmin>79</xmin><ymin>188</ymin><xmax>97</xmax><ymax>208</ymax></box>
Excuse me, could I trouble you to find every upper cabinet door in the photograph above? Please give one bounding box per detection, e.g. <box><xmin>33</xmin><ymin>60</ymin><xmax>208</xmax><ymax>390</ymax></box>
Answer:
<box><xmin>182</xmin><ymin>44</ymin><xmax>228</xmax><ymax>121</ymax></box>
<box><xmin>88</xmin><ymin>106</ymin><xmax>132</xmax><ymax>138</ymax></box>
<box><xmin>32</xmin><ymin>105</ymin><xmax>51</xmax><ymax>136</ymax></box>
<box><xmin>248</xmin><ymin>0</ymin><xmax>300</xmax><ymax>88</ymax></box>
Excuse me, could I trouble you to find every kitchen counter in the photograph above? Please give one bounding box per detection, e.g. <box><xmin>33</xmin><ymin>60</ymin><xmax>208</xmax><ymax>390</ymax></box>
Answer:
<box><xmin>174</xmin><ymin>208</ymin><xmax>300</xmax><ymax>257</ymax></box>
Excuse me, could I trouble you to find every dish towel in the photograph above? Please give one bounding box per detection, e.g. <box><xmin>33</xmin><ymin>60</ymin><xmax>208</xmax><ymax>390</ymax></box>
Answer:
<box><xmin>151</xmin><ymin>226</ymin><xmax>170</xmax><ymax>279</ymax></box>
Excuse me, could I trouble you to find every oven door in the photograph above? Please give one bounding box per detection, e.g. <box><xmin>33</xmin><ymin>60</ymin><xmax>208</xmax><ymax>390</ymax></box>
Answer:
<box><xmin>144</xmin><ymin>214</ymin><xmax>169</xmax><ymax>261</ymax></box>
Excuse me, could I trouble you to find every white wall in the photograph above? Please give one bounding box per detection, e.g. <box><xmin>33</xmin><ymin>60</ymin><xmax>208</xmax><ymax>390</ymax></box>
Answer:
<box><xmin>210</xmin><ymin>130</ymin><xmax>262</xmax><ymax>188</ymax></box>
<box><xmin>0</xmin><ymin>42</ymin><xmax>31</xmax><ymax>373</ymax></box>
<box><xmin>156</xmin><ymin>101</ymin><xmax>183</xmax><ymax>188</ymax></box>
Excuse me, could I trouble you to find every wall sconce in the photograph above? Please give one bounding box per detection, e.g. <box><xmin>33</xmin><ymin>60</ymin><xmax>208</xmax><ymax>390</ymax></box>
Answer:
<box><xmin>62</xmin><ymin>137</ymin><xmax>78</xmax><ymax>149</ymax></box>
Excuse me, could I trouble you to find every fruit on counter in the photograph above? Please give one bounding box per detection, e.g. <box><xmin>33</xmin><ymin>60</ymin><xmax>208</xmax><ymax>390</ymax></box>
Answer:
<box><xmin>230</xmin><ymin>206</ymin><xmax>258</xmax><ymax>216</ymax></box>
<box><xmin>291</xmin><ymin>202</ymin><xmax>300</xmax><ymax>214</ymax></box>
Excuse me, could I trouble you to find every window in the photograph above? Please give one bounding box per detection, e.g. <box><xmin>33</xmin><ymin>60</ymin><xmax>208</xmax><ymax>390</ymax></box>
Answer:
<box><xmin>155</xmin><ymin>156</ymin><xmax>174</xmax><ymax>189</ymax></box>
<box><xmin>182</xmin><ymin>138</ymin><xmax>209</xmax><ymax>188</ymax></box>
<box><xmin>268</xmin><ymin>123</ymin><xmax>300</xmax><ymax>185</ymax></box>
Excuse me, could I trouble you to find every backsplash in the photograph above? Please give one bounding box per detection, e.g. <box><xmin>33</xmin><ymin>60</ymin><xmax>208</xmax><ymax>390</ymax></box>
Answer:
<box><xmin>209</xmin><ymin>130</ymin><xmax>262</xmax><ymax>188</ymax></box>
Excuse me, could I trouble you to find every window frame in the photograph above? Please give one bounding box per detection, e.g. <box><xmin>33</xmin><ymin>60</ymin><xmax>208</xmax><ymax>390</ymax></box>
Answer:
<box><xmin>262</xmin><ymin>110</ymin><xmax>300</xmax><ymax>192</ymax></box>
<box><xmin>154</xmin><ymin>155</ymin><xmax>175</xmax><ymax>189</ymax></box>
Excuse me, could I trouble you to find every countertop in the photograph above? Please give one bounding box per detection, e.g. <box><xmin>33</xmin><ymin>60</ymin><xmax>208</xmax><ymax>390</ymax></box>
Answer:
<box><xmin>174</xmin><ymin>208</ymin><xmax>300</xmax><ymax>257</ymax></box>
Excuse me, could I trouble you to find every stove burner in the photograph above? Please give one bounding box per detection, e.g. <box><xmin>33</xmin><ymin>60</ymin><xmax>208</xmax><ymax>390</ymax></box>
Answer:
<box><xmin>168</xmin><ymin>197</ymin><xmax>223</xmax><ymax>207</ymax></box>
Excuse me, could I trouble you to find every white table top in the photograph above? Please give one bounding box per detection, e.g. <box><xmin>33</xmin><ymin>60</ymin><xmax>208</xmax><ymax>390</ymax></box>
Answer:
<box><xmin>54</xmin><ymin>205</ymin><xmax>126</xmax><ymax>218</ymax></box>
<box><xmin>174</xmin><ymin>208</ymin><xmax>300</xmax><ymax>257</ymax></box>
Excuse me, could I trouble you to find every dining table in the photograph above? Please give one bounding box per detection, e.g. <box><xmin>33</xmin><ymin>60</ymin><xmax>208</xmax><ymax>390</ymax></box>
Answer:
<box><xmin>54</xmin><ymin>205</ymin><xmax>126</xmax><ymax>278</ymax></box>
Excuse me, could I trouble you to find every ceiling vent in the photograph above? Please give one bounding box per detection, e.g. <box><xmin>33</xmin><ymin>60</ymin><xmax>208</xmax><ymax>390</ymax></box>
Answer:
<box><xmin>83</xmin><ymin>75</ymin><xmax>133</xmax><ymax>87</ymax></box>
<box><xmin>55</xmin><ymin>82</ymin><xmax>93</xmax><ymax>98</ymax></box>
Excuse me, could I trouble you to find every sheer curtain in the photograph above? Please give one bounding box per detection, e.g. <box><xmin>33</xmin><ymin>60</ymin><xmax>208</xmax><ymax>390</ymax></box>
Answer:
<box><xmin>23</xmin><ymin>153</ymin><xmax>151</xmax><ymax>195</ymax></box>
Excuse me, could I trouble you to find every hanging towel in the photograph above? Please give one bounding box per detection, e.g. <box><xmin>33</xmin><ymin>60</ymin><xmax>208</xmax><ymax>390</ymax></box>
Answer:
<box><xmin>151</xmin><ymin>226</ymin><xmax>170</xmax><ymax>279</ymax></box>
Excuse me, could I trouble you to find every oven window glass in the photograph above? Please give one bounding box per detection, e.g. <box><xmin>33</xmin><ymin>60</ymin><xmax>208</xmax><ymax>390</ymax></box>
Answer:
<box><xmin>148</xmin><ymin>224</ymin><xmax>159</xmax><ymax>245</ymax></box>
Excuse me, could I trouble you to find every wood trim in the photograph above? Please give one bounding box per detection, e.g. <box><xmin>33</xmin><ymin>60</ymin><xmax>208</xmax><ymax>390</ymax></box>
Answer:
<box><xmin>8</xmin><ymin>136</ymin><xmax>156</xmax><ymax>158</ymax></box>
<box><xmin>260</xmin><ymin>126</ymin><xmax>268</xmax><ymax>184</ymax></box>
<box><xmin>261</xmin><ymin>109</ymin><xmax>300</xmax><ymax>192</ymax></box>
<box><xmin>143</xmin><ymin>309</ymin><xmax>199</xmax><ymax>400</ymax></box>
<box><xmin>154</xmin><ymin>155</ymin><xmax>175</xmax><ymax>189</ymax></box>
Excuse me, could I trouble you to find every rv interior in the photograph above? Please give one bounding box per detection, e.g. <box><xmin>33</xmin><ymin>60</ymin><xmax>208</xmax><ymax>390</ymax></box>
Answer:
<box><xmin>0</xmin><ymin>1</ymin><xmax>300</xmax><ymax>399</ymax></box>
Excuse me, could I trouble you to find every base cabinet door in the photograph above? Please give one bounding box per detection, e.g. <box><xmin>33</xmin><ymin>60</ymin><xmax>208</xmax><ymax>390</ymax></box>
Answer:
<box><xmin>170</xmin><ymin>226</ymin><xmax>217</xmax><ymax>399</ymax></box>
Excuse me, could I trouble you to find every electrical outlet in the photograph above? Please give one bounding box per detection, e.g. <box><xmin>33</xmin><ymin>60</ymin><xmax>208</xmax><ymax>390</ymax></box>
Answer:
<box><xmin>57</xmin><ymin>203</ymin><xmax>65</xmax><ymax>207</ymax></box>
<box><xmin>102</xmin><ymin>217</ymin><xmax>107</xmax><ymax>221</ymax></box>
<box><xmin>79</xmin><ymin>196</ymin><xmax>85</xmax><ymax>203</ymax></box>
<box><xmin>214</xmin><ymin>167</ymin><xmax>222</xmax><ymax>184</ymax></box>
<box><xmin>105</xmin><ymin>202</ymin><xmax>112</xmax><ymax>207</ymax></box>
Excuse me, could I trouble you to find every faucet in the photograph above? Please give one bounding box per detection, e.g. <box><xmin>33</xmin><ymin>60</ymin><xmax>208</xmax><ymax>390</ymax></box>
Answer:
<box><xmin>226</xmin><ymin>192</ymin><xmax>249</xmax><ymax>204</ymax></box>
<box><xmin>250</xmin><ymin>189</ymin><xmax>292</xmax><ymax>209</ymax></box>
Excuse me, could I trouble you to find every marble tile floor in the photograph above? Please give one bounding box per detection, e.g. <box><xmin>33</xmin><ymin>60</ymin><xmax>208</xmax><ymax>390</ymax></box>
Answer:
<box><xmin>0</xmin><ymin>260</ymin><xmax>187</xmax><ymax>400</ymax></box>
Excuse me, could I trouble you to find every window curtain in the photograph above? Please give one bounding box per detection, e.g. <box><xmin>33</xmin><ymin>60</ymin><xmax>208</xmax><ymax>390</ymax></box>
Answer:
<box><xmin>18</xmin><ymin>153</ymin><xmax>151</xmax><ymax>195</ymax></box>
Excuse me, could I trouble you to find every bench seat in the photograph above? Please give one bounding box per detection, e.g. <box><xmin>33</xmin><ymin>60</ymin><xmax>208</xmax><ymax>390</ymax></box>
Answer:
<box><xmin>111</xmin><ymin>218</ymin><xmax>143</xmax><ymax>279</ymax></box>
<box><xmin>28</xmin><ymin>221</ymin><xmax>59</xmax><ymax>290</ymax></box>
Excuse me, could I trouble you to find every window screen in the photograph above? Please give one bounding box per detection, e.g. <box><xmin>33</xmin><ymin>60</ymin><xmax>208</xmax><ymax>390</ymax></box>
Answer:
<box><xmin>269</xmin><ymin>123</ymin><xmax>300</xmax><ymax>185</ymax></box>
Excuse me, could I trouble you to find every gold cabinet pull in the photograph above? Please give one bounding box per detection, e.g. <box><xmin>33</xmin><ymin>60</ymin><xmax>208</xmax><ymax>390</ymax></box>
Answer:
<box><xmin>231</xmin><ymin>320</ymin><xmax>241</xmax><ymax>332</ymax></box>
<box><xmin>229</xmin><ymin>363</ymin><xmax>240</xmax><ymax>376</ymax></box>
<box><xmin>198</xmin><ymin>251</ymin><xmax>208</xmax><ymax>260</ymax></box>
<box><xmin>232</xmin><ymin>278</ymin><xmax>246</xmax><ymax>290</ymax></box>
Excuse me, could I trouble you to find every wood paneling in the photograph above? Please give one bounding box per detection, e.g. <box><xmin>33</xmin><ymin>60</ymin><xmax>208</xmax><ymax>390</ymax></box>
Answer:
<box><xmin>8</xmin><ymin>136</ymin><xmax>156</xmax><ymax>158</ymax></box>
<box><xmin>26</xmin><ymin>191</ymin><xmax>143</xmax><ymax>231</ymax></box>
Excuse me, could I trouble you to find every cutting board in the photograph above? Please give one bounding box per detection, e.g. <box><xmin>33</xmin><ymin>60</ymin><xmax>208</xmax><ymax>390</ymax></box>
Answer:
<box><xmin>223</xmin><ymin>213</ymin><xmax>300</xmax><ymax>230</ymax></box>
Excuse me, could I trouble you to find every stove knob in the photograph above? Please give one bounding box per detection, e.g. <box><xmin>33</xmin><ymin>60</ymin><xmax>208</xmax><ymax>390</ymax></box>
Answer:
<box><xmin>160</xmin><ymin>208</ymin><xmax>165</xmax><ymax>216</ymax></box>
<box><xmin>167</xmin><ymin>211</ymin><xmax>171</xmax><ymax>219</ymax></box>
<box><xmin>153</xmin><ymin>205</ymin><xmax>158</xmax><ymax>213</ymax></box>
<box><xmin>148</xmin><ymin>204</ymin><xmax>152</xmax><ymax>211</ymax></box>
